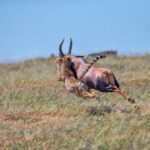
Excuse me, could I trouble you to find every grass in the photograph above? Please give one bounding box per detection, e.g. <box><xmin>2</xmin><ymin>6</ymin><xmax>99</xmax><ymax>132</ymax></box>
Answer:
<box><xmin>0</xmin><ymin>55</ymin><xmax>150</xmax><ymax>150</ymax></box>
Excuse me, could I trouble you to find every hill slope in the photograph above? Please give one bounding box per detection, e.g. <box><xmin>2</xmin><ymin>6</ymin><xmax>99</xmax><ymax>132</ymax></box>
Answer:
<box><xmin>0</xmin><ymin>55</ymin><xmax>150</xmax><ymax>150</ymax></box>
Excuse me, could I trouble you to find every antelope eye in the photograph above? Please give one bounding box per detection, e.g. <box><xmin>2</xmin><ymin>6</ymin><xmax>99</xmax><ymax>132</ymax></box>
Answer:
<box><xmin>67</xmin><ymin>57</ymin><xmax>71</xmax><ymax>62</ymax></box>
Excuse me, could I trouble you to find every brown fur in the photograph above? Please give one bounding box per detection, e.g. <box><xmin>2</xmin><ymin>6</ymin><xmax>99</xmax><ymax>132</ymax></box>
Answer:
<box><xmin>62</xmin><ymin>56</ymin><xmax>139</xmax><ymax>108</ymax></box>
<box><xmin>56</xmin><ymin>57</ymin><xmax>99</xmax><ymax>99</ymax></box>
<box><xmin>57</xmin><ymin>39</ymin><xmax>140</xmax><ymax>109</ymax></box>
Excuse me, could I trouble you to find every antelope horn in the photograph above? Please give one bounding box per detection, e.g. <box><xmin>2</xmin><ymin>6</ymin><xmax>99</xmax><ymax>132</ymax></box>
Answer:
<box><xmin>68</xmin><ymin>38</ymin><xmax>72</xmax><ymax>55</ymax></box>
<box><xmin>59</xmin><ymin>39</ymin><xmax>65</xmax><ymax>57</ymax></box>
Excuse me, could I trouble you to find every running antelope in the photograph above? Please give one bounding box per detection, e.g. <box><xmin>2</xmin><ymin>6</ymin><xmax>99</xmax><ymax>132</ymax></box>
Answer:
<box><xmin>55</xmin><ymin>55</ymin><xmax>105</xmax><ymax>99</ymax></box>
<box><xmin>56</xmin><ymin>38</ymin><xmax>139</xmax><ymax>109</ymax></box>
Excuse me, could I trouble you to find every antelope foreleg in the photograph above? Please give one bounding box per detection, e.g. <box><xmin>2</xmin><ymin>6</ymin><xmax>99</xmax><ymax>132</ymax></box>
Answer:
<box><xmin>78</xmin><ymin>91</ymin><xmax>95</xmax><ymax>99</ymax></box>
<box><xmin>78</xmin><ymin>91</ymin><xmax>100</xmax><ymax>100</ymax></box>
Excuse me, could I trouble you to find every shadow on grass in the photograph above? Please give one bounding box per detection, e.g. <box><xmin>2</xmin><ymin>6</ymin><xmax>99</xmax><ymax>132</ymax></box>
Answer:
<box><xmin>87</xmin><ymin>104</ymin><xmax>134</xmax><ymax>116</ymax></box>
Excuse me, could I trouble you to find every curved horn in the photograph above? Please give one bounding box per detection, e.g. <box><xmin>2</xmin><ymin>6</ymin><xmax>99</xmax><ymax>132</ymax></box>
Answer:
<box><xmin>68</xmin><ymin>38</ymin><xmax>72</xmax><ymax>55</ymax></box>
<box><xmin>59</xmin><ymin>39</ymin><xmax>65</xmax><ymax>57</ymax></box>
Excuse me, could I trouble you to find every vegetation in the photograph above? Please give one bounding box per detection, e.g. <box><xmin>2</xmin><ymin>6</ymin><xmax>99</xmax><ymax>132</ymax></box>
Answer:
<box><xmin>0</xmin><ymin>55</ymin><xmax>150</xmax><ymax>150</ymax></box>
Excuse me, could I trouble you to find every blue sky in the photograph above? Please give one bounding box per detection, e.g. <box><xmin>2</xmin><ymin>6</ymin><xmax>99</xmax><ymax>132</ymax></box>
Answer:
<box><xmin>0</xmin><ymin>0</ymin><xmax>150</xmax><ymax>62</ymax></box>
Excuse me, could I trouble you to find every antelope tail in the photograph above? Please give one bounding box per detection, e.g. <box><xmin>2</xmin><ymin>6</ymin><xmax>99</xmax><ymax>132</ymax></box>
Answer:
<box><xmin>78</xmin><ymin>55</ymin><xmax>106</xmax><ymax>80</ymax></box>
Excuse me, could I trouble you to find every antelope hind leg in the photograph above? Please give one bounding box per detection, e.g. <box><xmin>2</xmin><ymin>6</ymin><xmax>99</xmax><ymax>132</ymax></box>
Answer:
<box><xmin>112</xmin><ymin>86</ymin><xmax>140</xmax><ymax>109</ymax></box>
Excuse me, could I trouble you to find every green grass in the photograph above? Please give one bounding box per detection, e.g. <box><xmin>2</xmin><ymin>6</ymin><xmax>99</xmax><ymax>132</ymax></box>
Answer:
<box><xmin>0</xmin><ymin>55</ymin><xmax>150</xmax><ymax>150</ymax></box>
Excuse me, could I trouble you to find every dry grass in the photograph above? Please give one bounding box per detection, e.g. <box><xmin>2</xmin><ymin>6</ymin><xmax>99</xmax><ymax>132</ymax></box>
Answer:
<box><xmin>0</xmin><ymin>55</ymin><xmax>150</xmax><ymax>150</ymax></box>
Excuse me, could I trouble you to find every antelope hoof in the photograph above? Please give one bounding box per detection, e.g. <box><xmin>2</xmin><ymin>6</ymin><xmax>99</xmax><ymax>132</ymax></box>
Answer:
<box><xmin>129</xmin><ymin>98</ymin><xmax>135</xmax><ymax>104</ymax></box>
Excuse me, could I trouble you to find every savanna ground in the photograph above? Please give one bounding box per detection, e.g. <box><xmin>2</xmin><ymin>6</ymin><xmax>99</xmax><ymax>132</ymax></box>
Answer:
<box><xmin>0</xmin><ymin>55</ymin><xmax>150</xmax><ymax>150</ymax></box>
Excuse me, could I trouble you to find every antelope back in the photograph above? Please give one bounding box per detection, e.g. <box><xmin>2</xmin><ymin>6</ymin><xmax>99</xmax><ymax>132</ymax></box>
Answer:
<box><xmin>78</xmin><ymin>55</ymin><xmax>106</xmax><ymax>80</ymax></box>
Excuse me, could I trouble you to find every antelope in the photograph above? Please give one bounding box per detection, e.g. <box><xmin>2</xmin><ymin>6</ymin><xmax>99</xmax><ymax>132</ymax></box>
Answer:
<box><xmin>55</xmin><ymin>56</ymin><xmax>105</xmax><ymax>99</ymax></box>
<box><xmin>56</xmin><ymin>38</ymin><xmax>139</xmax><ymax>109</ymax></box>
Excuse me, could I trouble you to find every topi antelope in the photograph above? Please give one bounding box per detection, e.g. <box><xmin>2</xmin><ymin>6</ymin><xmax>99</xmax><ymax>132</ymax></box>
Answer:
<box><xmin>56</xmin><ymin>56</ymin><xmax>101</xmax><ymax>99</ymax></box>
<box><xmin>56</xmin><ymin>38</ymin><xmax>139</xmax><ymax>109</ymax></box>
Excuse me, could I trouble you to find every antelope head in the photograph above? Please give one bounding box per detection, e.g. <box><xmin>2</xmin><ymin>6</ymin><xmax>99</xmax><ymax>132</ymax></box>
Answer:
<box><xmin>55</xmin><ymin>38</ymin><xmax>72</xmax><ymax>81</ymax></box>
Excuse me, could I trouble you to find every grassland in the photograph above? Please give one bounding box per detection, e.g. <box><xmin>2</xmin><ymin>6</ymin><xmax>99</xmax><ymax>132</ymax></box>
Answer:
<box><xmin>0</xmin><ymin>55</ymin><xmax>150</xmax><ymax>150</ymax></box>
